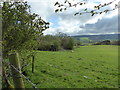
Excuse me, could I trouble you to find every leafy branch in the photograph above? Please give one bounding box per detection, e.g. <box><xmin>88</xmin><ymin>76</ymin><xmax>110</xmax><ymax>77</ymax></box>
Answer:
<box><xmin>54</xmin><ymin>0</ymin><xmax>120</xmax><ymax>16</ymax></box>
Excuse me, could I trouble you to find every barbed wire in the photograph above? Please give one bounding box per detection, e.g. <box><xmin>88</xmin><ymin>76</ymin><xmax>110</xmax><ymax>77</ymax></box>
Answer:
<box><xmin>2</xmin><ymin>59</ymin><xmax>39</xmax><ymax>89</ymax></box>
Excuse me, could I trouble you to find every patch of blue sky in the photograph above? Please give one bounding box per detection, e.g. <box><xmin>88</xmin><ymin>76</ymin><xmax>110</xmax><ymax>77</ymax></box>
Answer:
<box><xmin>48</xmin><ymin>16</ymin><xmax>60</xmax><ymax>28</ymax></box>
<box><xmin>87</xmin><ymin>0</ymin><xmax>101</xmax><ymax>4</ymax></box>
<box><xmin>93</xmin><ymin>0</ymin><xmax>101</xmax><ymax>4</ymax></box>
<box><xmin>94</xmin><ymin>1</ymin><xmax>101</xmax><ymax>3</ymax></box>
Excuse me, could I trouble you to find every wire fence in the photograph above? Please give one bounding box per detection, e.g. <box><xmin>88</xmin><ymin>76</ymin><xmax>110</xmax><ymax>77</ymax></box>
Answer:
<box><xmin>2</xmin><ymin>59</ymin><xmax>39</xmax><ymax>89</ymax></box>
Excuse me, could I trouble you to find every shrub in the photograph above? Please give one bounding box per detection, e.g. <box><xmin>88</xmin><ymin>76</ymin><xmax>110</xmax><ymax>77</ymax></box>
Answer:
<box><xmin>61</xmin><ymin>37</ymin><xmax>74</xmax><ymax>50</ymax></box>
<box><xmin>36</xmin><ymin>35</ymin><xmax>75</xmax><ymax>51</ymax></box>
<box><xmin>37</xmin><ymin>35</ymin><xmax>61</xmax><ymax>51</ymax></box>
<box><xmin>75</xmin><ymin>40</ymin><xmax>82</xmax><ymax>46</ymax></box>
<box><xmin>93</xmin><ymin>40</ymin><xmax>111</xmax><ymax>45</ymax></box>
<box><xmin>111</xmin><ymin>40</ymin><xmax>120</xmax><ymax>45</ymax></box>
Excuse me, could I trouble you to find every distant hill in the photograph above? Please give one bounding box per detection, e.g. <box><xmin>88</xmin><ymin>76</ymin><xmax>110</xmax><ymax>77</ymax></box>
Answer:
<box><xmin>72</xmin><ymin>34</ymin><xmax>120</xmax><ymax>42</ymax></box>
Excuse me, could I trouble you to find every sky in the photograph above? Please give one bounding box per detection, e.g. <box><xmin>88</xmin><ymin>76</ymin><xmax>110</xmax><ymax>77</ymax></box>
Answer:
<box><xmin>26</xmin><ymin>0</ymin><xmax>119</xmax><ymax>36</ymax></box>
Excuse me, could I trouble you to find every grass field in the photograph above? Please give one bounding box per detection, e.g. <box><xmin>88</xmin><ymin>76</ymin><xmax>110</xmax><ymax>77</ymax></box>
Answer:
<box><xmin>25</xmin><ymin>45</ymin><xmax>118</xmax><ymax>88</ymax></box>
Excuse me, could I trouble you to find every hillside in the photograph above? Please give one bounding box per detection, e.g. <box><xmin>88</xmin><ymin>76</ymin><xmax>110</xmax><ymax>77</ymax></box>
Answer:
<box><xmin>72</xmin><ymin>34</ymin><xmax>119</xmax><ymax>42</ymax></box>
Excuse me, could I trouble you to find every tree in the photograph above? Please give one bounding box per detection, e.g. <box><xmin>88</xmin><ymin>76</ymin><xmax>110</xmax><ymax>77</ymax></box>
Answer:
<box><xmin>61</xmin><ymin>37</ymin><xmax>74</xmax><ymax>50</ymax></box>
<box><xmin>2</xmin><ymin>2</ymin><xmax>49</xmax><ymax>57</ymax></box>
<box><xmin>55</xmin><ymin>32</ymin><xmax>67</xmax><ymax>37</ymax></box>
<box><xmin>111</xmin><ymin>40</ymin><xmax>120</xmax><ymax>45</ymax></box>
<box><xmin>54</xmin><ymin>0</ymin><xmax>119</xmax><ymax>16</ymax></box>
<box><xmin>2</xmin><ymin>1</ymin><xmax>49</xmax><ymax>88</ymax></box>
<box><xmin>93</xmin><ymin>40</ymin><xmax>111</xmax><ymax>45</ymax></box>
<box><xmin>37</xmin><ymin>35</ymin><xmax>61</xmax><ymax>51</ymax></box>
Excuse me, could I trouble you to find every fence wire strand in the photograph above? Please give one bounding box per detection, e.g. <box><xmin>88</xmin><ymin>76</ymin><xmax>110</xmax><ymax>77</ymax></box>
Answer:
<box><xmin>2</xmin><ymin>59</ymin><xmax>39</xmax><ymax>90</ymax></box>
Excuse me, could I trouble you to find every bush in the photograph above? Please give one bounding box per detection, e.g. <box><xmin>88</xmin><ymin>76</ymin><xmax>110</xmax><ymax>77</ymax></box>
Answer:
<box><xmin>36</xmin><ymin>35</ymin><xmax>75</xmax><ymax>51</ymax></box>
<box><xmin>61</xmin><ymin>37</ymin><xmax>74</xmax><ymax>50</ymax></box>
<box><xmin>37</xmin><ymin>42</ymin><xmax>51</xmax><ymax>51</ymax></box>
<box><xmin>111</xmin><ymin>40</ymin><xmax>120</xmax><ymax>45</ymax></box>
<box><xmin>37</xmin><ymin>35</ymin><xmax>61</xmax><ymax>51</ymax></box>
<box><xmin>93</xmin><ymin>40</ymin><xmax>111</xmax><ymax>45</ymax></box>
<box><xmin>74</xmin><ymin>40</ymin><xmax>82</xmax><ymax>46</ymax></box>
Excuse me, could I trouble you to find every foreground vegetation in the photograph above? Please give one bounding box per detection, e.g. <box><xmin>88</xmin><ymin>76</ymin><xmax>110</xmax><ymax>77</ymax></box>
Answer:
<box><xmin>25</xmin><ymin>45</ymin><xmax>118</xmax><ymax>88</ymax></box>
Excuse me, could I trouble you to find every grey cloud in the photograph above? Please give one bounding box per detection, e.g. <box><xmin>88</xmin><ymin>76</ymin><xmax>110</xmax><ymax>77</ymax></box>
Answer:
<box><xmin>80</xmin><ymin>16</ymin><xmax>118</xmax><ymax>34</ymax></box>
<box><xmin>49</xmin><ymin>12</ymin><xmax>118</xmax><ymax>36</ymax></box>
<box><xmin>49</xmin><ymin>14</ymin><xmax>118</xmax><ymax>36</ymax></box>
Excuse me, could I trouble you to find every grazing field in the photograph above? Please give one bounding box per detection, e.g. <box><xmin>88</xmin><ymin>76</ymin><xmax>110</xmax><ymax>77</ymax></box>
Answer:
<box><xmin>25</xmin><ymin>45</ymin><xmax>118</xmax><ymax>88</ymax></box>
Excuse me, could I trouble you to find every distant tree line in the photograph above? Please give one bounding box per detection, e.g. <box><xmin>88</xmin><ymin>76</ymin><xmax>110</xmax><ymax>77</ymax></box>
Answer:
<box><xmin>93</xmin><ymin>40</ymin><xmax>120</xmax><ymax>45</ymax></box>
<box><xmin>36</xmin><ymin>34</ymin><xmax>75</xmax><ymax>51</ymax></box>
<box><xmin>36</xmin><ymin>36</ymin><xmax>120</xmax><ymax>51</ymax></box>
<box><xmin>111</xmin><ymin>40</ymin><xmax>120</xmax><ymax>45</ymax></box>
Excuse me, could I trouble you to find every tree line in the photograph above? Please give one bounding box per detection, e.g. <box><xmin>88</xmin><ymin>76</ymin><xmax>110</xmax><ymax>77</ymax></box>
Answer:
<box><xmin>93</xmin><ymin>40</ymin><xmax>120</xmax><ymax>45</ymax></box>
<box><xmin>36</xmin><ymin>34</ymin><xmax>75</xmax><ymax>51</ymax></box>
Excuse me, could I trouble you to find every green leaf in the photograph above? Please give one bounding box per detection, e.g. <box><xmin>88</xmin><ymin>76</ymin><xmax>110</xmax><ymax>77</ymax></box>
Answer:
<box><xmin>94</xmin><ymin>6</ymin><xmax>97</xmax><ymax>8</ymax></box>
<box><xmin>104</xmin><ymin>10</ymin><xmax>109</xmax><ymax>13</ymax></box>
<box><xmin>100</xmin><ymin>12</ymin><xmax>102</xmax><ymax>14</ymax></box>
<box><xmin>64</xmin><ymin>0</ymin><xmax>67</xmax><ymax>3</ymax></box>
<box><xmin>90</xmin><ymin>10</ymin><xmax>94</xmax><ymax>13</ymax></box>
<box><xmin>55</xmin><ymin>9</ymin><xmax>59</xmax><ymax>13</ymax></box>
<box><xmin>64</xmin><ymin>8</ymin><xmax>67</xmax><ymax>10</ymax></box>
<box><xmin>97</xmin><ymin>6</ymin><xmax>100</xmax><ymax>10</ymax></box>
<box><xmin>60</xmin><ymin>8</ymin><xmax>62</xmax><ymax>12</ymax></box>
<box><xmin>115</xmin><ymin>4</ymin><xmax>118</xmax><ymax>8</ymax></box>
<box><xmin>74</xmin><ymin>12</ymin><xmax>79</xmax><ymax>16</ymax></box>
<box><xmin>91</xmin><ymin>13</ymin><xmax>95</xmax><ymax>16</ymax></box>
<box><xmin>54</xmin><ymin>2</ymin><xmax>59</xmax><ymax>6</ymax></box>
<box><xmin>80</xmin><ymin>3</ymin><xmax>83</xmax><ymax>5</ymax></box>
<box><xmin>84</xmin><ymin>8</ymin><xmax>87</xmax><ymax>11</ymax></box>
<box><xmin>79</xmin><ymin>13</ymin><xmax>82</xmax><ymax>15</ymax></box>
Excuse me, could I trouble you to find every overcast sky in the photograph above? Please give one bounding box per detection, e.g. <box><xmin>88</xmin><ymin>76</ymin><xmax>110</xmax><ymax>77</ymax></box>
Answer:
<box><xmin>26</xmin><ymin>0</ymin><xmax>119</xmax><ymax>36</ymax></box>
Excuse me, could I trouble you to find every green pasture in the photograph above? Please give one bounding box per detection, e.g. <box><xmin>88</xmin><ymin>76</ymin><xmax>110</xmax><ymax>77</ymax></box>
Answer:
<box><xmin>25</xmin><ymin>45</ymin><xmax>118</xmax><ymax>88</ymax></box>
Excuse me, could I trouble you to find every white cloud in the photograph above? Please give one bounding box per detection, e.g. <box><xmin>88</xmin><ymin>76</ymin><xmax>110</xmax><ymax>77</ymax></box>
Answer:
<box><xmin>26</xmin><ymin>0</ymin><xmax>119</xmax><ymax>36</ymax></box>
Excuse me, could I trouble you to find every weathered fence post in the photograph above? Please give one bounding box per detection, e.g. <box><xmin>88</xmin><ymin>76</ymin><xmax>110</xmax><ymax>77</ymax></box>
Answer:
<box><xmin>32</xmin><ymin>55</ymin><xmax>35</xmax><ymax>73</ymax></box>
<box><xmin>9</xmin><ymin>52</ymin><xmax>25</xmax><ymax>89</ymax></box>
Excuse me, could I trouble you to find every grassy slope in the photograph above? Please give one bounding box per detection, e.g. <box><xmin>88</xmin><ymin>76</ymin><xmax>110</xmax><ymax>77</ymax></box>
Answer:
<box><xmin>25</xmin><ymin>45</ymin><xmax>118</xmax><ymax>88</ymax></box>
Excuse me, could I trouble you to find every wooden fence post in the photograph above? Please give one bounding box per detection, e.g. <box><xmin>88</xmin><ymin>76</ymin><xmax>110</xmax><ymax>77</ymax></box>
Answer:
<box><xmin>9</xmin><ymin>52</ymin><xmax>25</xmax><ymax>89</ymax></box>
<box><xmin>32</xmin><ymin>55</ymin><xmax>34</xmax><ymax>73</ymax></box>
